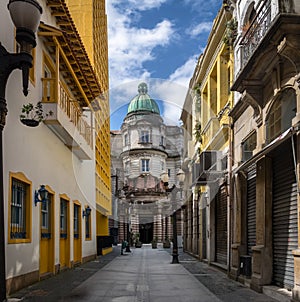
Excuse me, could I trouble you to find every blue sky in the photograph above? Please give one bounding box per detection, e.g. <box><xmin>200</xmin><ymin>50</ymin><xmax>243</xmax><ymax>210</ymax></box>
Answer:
<box><xmin>107</xmin><ymin>0</ymin><xmax>221</xmax><ymax>130</ymax></box>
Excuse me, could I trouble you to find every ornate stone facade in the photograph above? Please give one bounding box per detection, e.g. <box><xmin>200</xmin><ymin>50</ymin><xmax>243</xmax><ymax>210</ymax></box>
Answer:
<box><xmin>111</xmin><ymin>83</ymin><xmax>184</xmax><ymax>245</ymax></box>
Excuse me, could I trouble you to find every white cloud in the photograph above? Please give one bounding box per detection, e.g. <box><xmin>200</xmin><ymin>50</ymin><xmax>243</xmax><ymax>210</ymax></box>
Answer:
<box><xmin>168</xmin><ymin>55</ymin><xmax>198</xmax><ymax>88</ymax></box>
<box><xmin>107</xmin><ymin>2</ymin><xmax>174</xmax><ymax>87</ymax></box>
<box><xmin>125</xmin><ymin>0</ymin><xmax>168</xmax><ymax>10</ymax></box>
<box><xmin>106</xmin><ymin>1</ymin><xmax>215</xmax><ymax>128</ymax></box>
<box><xmin>187</xmin><ymin>22</ymin><xmax>213</xmax><ymax>38</ymax></box>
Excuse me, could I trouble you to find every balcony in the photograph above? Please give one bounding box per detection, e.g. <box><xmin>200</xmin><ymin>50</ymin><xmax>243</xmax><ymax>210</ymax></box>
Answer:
<box><xmin>42</xmin><ymin>78</ymin><xmax>93</xmax><ymax>160</ymax></box>
<box><xmin>233</xmin><ymin>0</ymin><xmax>300</xmax><ymax>96</ymax></box>
<box><xmin>240</xmin><ymin>1</ymin><xmax>272</xmax><ymax>69</ymax></box>
<box><xmin>202</xmin><ymin>117</ymin><xmax>220</xmax><ymax>147</ymax></box>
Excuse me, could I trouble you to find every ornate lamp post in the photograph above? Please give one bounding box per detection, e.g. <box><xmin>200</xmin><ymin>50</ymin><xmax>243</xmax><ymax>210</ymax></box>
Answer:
<box><xmin>0</xmin><ymin>1</ymin><xmax>42</xmax><ymax>300</ymax></box>
<box><xmin>161</xmin><ymin>169</ymin><xmax>185</xmax><ymax>264</ymax></box>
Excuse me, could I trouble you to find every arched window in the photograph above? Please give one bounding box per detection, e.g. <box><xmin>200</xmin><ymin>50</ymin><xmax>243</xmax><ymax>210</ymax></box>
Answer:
<box><xmin>242</xmin><ymin>2</ymin><xmax>256</xmax><ymax>33</ymax></box>
<box><xmin>266</xmin><ymin>89</ymin><xmax>296</xmax><ymax>143</ymax></box>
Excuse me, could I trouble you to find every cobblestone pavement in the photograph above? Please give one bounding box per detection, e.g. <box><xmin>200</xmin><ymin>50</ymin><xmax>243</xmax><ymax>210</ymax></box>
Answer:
<box><xmin>9</xmin><ymin>247</ymin><xmax>121</xmax><ymax>302</ymax></box>
<box><xmin>9</xmin><ymin>245</ymin><xmax>279</xmax><ymax>302</ymax></box>
<box><xmin>177</xmin><ymin>251</ymin><xmax>277</xmax><ymax>302</ymax></box>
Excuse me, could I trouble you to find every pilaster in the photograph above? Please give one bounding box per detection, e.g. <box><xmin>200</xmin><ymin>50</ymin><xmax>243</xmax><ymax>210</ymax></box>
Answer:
<box><xmin>251</xmin><ymin>156</ymin><xmax>273</xmax><ymax>292</ymax></box>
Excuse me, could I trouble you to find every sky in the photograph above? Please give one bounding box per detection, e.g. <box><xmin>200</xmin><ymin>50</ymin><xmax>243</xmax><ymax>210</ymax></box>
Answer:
<box><xmin>107</xmin><ymin>0</ymin><xmax>222</xmax><ymax>130</ymax></box>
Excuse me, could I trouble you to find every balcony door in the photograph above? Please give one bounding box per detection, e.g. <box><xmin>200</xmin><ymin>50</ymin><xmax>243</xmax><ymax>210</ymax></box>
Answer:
<box><xmin>60</xmin><ymin>196</ymin><xmax>70</xmax><ymax>269</ymax></box>
<box><xmin>73</xmin><ymin>202</ymin><xmax>82</xmax><ymax>265</ymax></box>
<box><xmin>40</xmin><ymin>189</ymin><xmax>55</xmax><ymax>277</ymax></box>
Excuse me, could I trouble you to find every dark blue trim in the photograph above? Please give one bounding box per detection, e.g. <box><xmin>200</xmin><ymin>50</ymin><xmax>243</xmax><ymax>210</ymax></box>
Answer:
<box><xmin>41</xmin><ymin>232</ymin><xmax>51</xmax><ymax>239</ymax></box>
<box><xmin>10</xmin><ymin>232</ymin><xmax>26</xmax><ymax>239</ymax></box>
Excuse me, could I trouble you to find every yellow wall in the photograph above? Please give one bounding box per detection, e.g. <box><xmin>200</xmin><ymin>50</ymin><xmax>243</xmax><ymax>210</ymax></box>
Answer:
<box><xmin>200</xmin><ymin>44</ymin><xmax>233</xmax><ymax>152</ymax></box>
<box><xmin>96</xmin><ymin>211</ymin><xmax>109</xmax><ymax>236</ymax></box>
<box><xmin>66</xmin><ymin>0</ymin><xmax>112</xmax><ymax>239</ymax></box>
<box><xmin>65</xmin><ymin>0</ymin><xmax>94</xmax><ymax>65</ymax></box>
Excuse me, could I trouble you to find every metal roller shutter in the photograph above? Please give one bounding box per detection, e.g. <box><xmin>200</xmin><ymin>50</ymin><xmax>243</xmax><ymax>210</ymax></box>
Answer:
<box><xmin>247</xmin><ymin>165</ymin><xmax>256</xmax><ymax>255</ymax></box>
<box><xmin>202</xmin><ymin>205</ymin><xmax>207</xmax><ymax>259</ymax></box>
<box><xmin>215</xmin><ymin>185</ymin><xmax>227</xmax><ymax>265</ymax></box>
<box><xmin>272</xmin><ymin>141</ymin><xmax>298</xmax><ymax>289</ymax></box>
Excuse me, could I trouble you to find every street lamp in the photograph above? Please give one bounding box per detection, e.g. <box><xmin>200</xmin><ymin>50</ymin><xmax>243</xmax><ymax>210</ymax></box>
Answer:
<box><xmin>0</xmin><ymin>1</ymin><xmax>42</xmax><ymax>301</ymax></box>
<box><xmin>160</xmin><ymin>169</ymin><xmax>185</xmax><ymax>264</ymax></box>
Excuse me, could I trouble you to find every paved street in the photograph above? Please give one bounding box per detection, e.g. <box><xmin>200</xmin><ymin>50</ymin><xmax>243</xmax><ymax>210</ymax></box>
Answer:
<box><xmin>11</xmin><ymin>245</ymin><xmax>278</xmax><ymax>302</ymax></box>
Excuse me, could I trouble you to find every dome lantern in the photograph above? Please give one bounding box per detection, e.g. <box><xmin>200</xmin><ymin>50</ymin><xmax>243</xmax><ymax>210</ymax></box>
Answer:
<box><xmin>127</xmin><ymin>83</ymin><xmax>160</xmax><ymax>115</ymax></box>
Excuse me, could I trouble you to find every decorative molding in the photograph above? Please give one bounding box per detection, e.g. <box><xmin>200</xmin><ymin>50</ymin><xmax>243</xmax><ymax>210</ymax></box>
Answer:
<box><xmin>241</xmin><ymin>90</ymin><xmax>262</xmax><ymax>126</ymax></box>
<box><xmin>277</xmin><ymin>35</ymin><xmax>300</xmax><ymax>75</ymax></box>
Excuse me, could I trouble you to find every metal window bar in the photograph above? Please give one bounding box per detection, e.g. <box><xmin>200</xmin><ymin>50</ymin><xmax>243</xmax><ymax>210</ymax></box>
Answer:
<box><xmin>85</xmin><ymin>215</ymin><xmax>90</xmax><ymax>239</ymax></box>
<box><xmin>41</xmin><ymin>197</ymin><xmax>51</xmax><ymax>239</ymax></box>
<box><xmin>74</xmin><ymin>205</ymin><xmax>80</xmax><ymax>239</ymax></box>
<box><xmin>142</xmin><ymin>159</ymin><xmax>150</xmax><ymax>172</ymax></box>
<box><xmin>11</xmin><ymin>179</ymin><xmax>27</xmax><ymax>239</ymax></box>
<box><xmin>60</xmin><ymin>199</ymin><xmax>68</xmax><ymax>239</ymax></box>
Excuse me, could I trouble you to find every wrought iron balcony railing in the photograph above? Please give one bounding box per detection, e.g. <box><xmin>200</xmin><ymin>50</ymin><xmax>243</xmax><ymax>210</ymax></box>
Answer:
<box><xmin>240</xmin><ymin>0</ymin><xmax>272</xmax><ymax>68</ymax></box>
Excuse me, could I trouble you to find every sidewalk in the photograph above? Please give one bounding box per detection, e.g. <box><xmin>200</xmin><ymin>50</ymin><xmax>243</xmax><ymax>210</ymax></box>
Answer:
<box><xmin>10</xmin><ymin>245</ymin><xmax>278</xmax><ymax>302</ymax></box>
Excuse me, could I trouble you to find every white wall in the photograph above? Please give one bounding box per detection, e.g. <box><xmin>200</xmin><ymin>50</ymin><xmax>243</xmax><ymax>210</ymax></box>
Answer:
<box><xmin>1</xmin><ymin>0</ymin><xmax>96</xmax><ymax>279</ymax></box>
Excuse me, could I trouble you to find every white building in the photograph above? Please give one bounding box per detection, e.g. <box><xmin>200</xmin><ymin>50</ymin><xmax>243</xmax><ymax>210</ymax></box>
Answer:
<box><xmin>111</xmin><ymin>83</ymin><xmax>184</xmax><ymax>245</ymax></box>
<box><xmin>0</xmin><ymin>0</ymin><xmax>108</xmax><ymax>295</ymax></box>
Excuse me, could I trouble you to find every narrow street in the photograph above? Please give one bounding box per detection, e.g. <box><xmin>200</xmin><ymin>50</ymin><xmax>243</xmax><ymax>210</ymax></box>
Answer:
<box><xmin>11</xmin><ymin>245</ymin><xmax>278</xmax><ymax>302</ymax></box>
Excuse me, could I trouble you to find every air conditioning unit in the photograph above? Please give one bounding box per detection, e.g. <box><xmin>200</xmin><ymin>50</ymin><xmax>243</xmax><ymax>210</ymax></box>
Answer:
<box><xmin>240</xmin><ymin>255</ymin><xmax>251</xmax><ymax>277</ymax></box>
<box><xmin>192</xmin><ymin>151</ymin><xmax>226</xmax><ymax>184</ymax></box>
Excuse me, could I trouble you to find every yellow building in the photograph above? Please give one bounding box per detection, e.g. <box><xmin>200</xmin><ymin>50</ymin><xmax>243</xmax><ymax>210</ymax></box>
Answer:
<box><xmin>66</xmin><ymin>0</ymin><xmax>112</xmax><ymax>255</ymax></box>
<box><xmin>182</xmin><ymin>6</ymin><xmax>234</xmax><ymax>267</ymax></box>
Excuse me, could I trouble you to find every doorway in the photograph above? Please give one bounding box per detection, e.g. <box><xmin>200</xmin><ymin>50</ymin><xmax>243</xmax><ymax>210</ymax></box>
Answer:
<box><xmin>139</xmin><ymin>223</ymin><xmax>153</xmax><ymax>243</ymax></box>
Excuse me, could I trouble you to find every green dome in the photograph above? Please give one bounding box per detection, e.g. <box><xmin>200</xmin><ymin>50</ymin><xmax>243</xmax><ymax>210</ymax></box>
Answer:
<box><xmin>127</xmin><ymin>83</ymin><xmax>160</xmax><ymax>115</ymax></box>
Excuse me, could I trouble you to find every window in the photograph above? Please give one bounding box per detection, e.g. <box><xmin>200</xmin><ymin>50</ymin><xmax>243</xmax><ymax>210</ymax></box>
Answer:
<box><xmin>60</xmin><ymin>198</ymin><xmax>68</xmax><ymax>239</ymax></box>
<box><xmin>160</xmin><ymin>136</ymin><xmax>164</xmax><ymax>146</ymax></box>
<box><xmin>140</xmin><ymin>130</ymin><xmax>150</xmax><ymax>143</ymax></box>
<box><xmin>74</xmin><ymin>204</ymin><xmax>80</xmax><ymax>239</ymax></box>
<box><xmin>168</xmin><ymin>169</ymin><xmax>171</xmax><ymax>177</ymax></box>
<box><xmin>125</xmin><ymin>161</ymin><xmax>130</xmax><ymax>175</ymax></box>
<box><xmin>141</xmin><ymin>159</ymin><xmax>150</xmax><ymax>172</ymax></box>
<box><xmin>124</xmin><ymin>134</ymin><xmax>129</xmax><ymax>146</ymax></box>
<box><xmin>242</xmin><ymin>132</ymin><xmax>257</xmax><ymax>162</ymax></box>
<box><xmin>84</xmin><ymin>208</ymin><xmax>91</xmax><ymax>240</ymax></box>
<box><xmin>161</xmin><ymin>160</ymin><xmax>165</xmax><ymax>171</ymax></box>
<box><xmin>41</xmin><ymin>193</ymin><xmax>52</xmax><ymax>239</ymax></box>
<box><xmin>42</xmin><ymin>54</ymin><xmax>55</xmax><ymax>102</ymax></box>
<box><xmin>266</xmin><ymin>89</ymin><xmax>296</xmax><ymax>143</ymax></box>
<box><xmin>9</xmin><ymin>177</ymin><xmax>31</xmax><ymax>242</ymax></box>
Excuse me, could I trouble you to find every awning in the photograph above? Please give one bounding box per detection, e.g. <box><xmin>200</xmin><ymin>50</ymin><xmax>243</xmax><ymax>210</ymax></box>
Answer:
<box><xmin>233</xmin><ymin>127</ymin><xmax>295</xmax><ymax>174</ymax></box>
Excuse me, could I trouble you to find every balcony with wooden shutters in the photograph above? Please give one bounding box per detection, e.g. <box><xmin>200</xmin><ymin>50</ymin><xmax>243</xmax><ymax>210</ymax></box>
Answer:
<box><xmin>38</xmin><ymin>7</ymin><xmax>104</xmax><ymax>160</ymax></box>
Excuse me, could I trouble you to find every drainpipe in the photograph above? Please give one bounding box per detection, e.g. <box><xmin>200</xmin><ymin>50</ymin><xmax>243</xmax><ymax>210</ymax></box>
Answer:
<box><xmin>227</xmin><ymin>121</ymin><xmax>233</xmax><ymax>276</ymax></box>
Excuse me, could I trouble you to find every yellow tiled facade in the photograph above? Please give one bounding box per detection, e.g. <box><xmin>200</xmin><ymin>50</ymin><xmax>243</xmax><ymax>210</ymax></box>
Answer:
<box><xmin>67</xmin><ymin>0</ymin><xmax>111</xmax><ymax>235</ymax></box>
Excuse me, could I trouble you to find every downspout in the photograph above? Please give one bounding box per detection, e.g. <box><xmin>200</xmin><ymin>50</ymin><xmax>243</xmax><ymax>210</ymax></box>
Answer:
<box><xmin>227</xmin><ymin>117</ymin><xmax>233</xmax><ymax>275</ymax></box>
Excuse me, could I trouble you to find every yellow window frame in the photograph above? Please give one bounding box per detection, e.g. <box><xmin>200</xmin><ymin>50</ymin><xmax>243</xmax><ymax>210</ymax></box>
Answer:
<box><xmin>8</xmin><ymin>172</ymin><xmax>32</xmax><ymax>244</ymax></box>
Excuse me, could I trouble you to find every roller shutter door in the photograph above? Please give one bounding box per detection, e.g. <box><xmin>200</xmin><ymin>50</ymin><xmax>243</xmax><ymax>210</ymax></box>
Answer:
<box><xmin>247</xmin><ymin>165</ymin><xmax>256</xmax><ymax>255</ymax></box>
<box><xmin>215</xmin><ymin>185</ymin><xmax>227</xmax><ymax>265</ymax></box>
<box><xmin>202</xmin><ymin>203</ymin><xmax>207</xmax><ymax>259</ymax></box>
<box><xmin>272</xmin><ymin>141</ymin><xmax>298</xmax><ymax>290</ymax></box>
